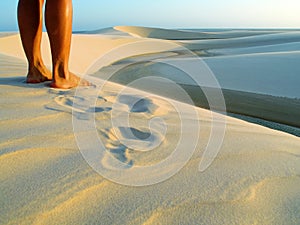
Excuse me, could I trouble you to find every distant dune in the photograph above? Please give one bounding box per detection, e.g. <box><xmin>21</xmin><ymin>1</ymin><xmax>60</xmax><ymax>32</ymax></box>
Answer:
<box><xmin>91</xmin><ymin>27</ymin><xmax>300</xmax><ymax>131</ymax></box>
<box><xmin>114</xmin><ymin>26</ymin><xmax>285</xmax><ymax>40</ymax></box>
<box><xmin>114</xmin><ymin>25</ymin><xmax>218</xmax><ymax>39</ymax></box>
<box><xmin>73</xmin><ymin>27</ymin><xmax>132</xmax><ymax>36</ymax></box>
<box><xmin>0</xmin><ymin>32</ymin><xmax>17</xmax><ymax>38</ymax></box>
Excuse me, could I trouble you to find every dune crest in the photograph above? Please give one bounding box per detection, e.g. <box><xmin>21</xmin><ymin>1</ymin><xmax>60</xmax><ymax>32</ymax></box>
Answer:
<box><xmin>114</xmin><ymin>25</ymin><xmax>217</xmax><ymax>40</ymax></box>
<box><xmin>114</xmin><ymin>26</ymin><xmax>285</xmax><ymax>40</ymax></box>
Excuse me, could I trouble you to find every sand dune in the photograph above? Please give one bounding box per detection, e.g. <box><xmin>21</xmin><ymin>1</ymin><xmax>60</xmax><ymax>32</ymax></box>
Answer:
<box><xmin>179</xmin><ymin>31</ymin><xmax>300</xmax><ymax>51</ymax></box>
<box><xmin>1</xmin><ymin>28</ymin><xmax>300</xmax><ymax>225</ymax></box>
<box><xmin>0</xmin><ymin>32</ymin><xmax>17</xmax><ymax>38</ymax></box>
<box><xmin>205</xmin><ymin>51</ymin><xmax>300</xmax><ymax>98</ymax></box>
<box><xmin>114</xmin><ymin>26</ymin><xmax>284</xmax><ymax>40</ymax></box>
<box><xmin>93</xmin><ymin>27</ymin><xmax>300</xmax><ymax>132</ymax></box>
<box><xmin>208</xmin><ymin>41</ymin><xmax>300</xmax><ymax>55</ymax></box>
<box><xmin>98</xmin><ymin>50</ymin><xmax>300</xmax><ymax>99</ymax></box>
<box><xmin>74</xmin><ymin>27</ymin><xmax>132</xmax><ymax>37</ymax></box>
<box><xmin>0</xmin><ymin>33</ymin><xmax>139</xmax><ymax>75</ymax></box>
<box><xmin>114</xmin><ymin>25</ymin><xmax>217</xmax><ymax>39</ymax></box>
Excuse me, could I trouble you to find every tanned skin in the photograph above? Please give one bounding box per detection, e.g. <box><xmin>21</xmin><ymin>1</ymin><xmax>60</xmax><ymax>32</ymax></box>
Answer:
<box><xmin>18</xmin><ymin>0</ymin><xmax>90</xmax><ymax>89</ymax></box>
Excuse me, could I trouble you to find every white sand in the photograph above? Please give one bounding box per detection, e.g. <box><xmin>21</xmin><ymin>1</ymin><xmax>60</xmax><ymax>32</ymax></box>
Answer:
<box><xmin>115</xmin><ymin>26</ymin><xmax>283</xmax><ymax>40</ymax></box>
<box><xmin>112</xmin><ymin>26</ymin><xmax>300</xmax><ymax>98</ymax></box>
<box><xmin>1</xmin><ymin>28</ymin><xmax>300</xmax><ymax>225</ymax></box>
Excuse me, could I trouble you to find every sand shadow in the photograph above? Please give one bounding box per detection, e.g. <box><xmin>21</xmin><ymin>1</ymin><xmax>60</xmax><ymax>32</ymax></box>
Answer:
<box><xmin>0</xmin><ymin>76</ymin><xmax>51</xmax><ymax>89</ymax></box>
<box><xmin>45</xmin><ymin>93</ymin><xmax>111</xmax><ymax>118</ymax></box>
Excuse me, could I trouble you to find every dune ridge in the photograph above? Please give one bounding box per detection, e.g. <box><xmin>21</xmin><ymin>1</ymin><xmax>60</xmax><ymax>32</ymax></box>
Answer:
<box><xmin>114</xmin><ymin>26</ymin><xmax>285</xmax><ymax>40</ymax></box>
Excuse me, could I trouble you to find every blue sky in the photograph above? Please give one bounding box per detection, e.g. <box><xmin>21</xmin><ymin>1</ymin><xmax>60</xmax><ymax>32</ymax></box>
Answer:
<box><xmin>0</xmin><ymin>0</ymin><xmax>299</xmax><ymax>31</ymax></box>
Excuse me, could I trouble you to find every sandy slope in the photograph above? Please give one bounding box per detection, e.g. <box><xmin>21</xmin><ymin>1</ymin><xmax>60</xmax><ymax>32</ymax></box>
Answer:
<box><xmin>107</xmin><ymin>26</ymin><xmax>300</xmax><ymax>132</ymax></box>
<box><xmin>114</xmin><ymin>26</ymin><xmax>283</xmax><ymax>40</ymax></box>
<box><xmin>1</xmin><ymin>30</ymin><xmax>300</xmax><ymax>225</ymax></box>
<box><xmin>0</xmin><ymin>33</ymin><xmax>140</xmax><ymax>75</ymax></box>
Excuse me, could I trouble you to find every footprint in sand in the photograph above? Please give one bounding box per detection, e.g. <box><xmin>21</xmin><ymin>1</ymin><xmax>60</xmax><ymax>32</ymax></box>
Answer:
<box><xmin>99</xmin><ymin>122</ymin><xmax>166</xmax><ymax>170</ymax></box>
<box><xmin>111</xmin><ymin>126</ymin><xmax>165</xmax><ymax>151</ymax></box>
<box><xmin>110</xmin><ymin>94</ymin><xmax>167</xmax><ymax>148</ymax></box>
<box><xmin>45</xmin><ymin>94</ymin><xmax>111</xmax><ymax>116</ymax></box>
<box><xmin>100</xmin><ymin>128</ymin><xmax>134</xmax><ymax>170</ymax></box>
<box><xmin>117</xmin><ymin>94</ymin><xmax>158</xmax><ymax>113</ymax></box>
<box><xmin>52</xmin><ymin>92</ymin><xmax>167</xmax><ymax>170</ymax></box>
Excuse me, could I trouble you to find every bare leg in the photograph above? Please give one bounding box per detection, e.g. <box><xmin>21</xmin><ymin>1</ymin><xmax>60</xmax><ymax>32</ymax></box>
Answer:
<box><xmin>18</xmin><ymin>0</ymin><xmax>52</xmax><ymax>83</ymax></box>
<box><xmin>45</xmin><ymin>0</ymin><xmax>89</xmax><ymax>89</ymax></box>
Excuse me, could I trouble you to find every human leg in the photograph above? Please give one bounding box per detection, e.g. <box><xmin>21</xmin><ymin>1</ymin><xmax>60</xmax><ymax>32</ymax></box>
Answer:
<box><xmin>17</xmin><ymin>0</ymin><xmax>52</xmax><ymax>83</ymax></box>
<box><xmin>45</xmin><ymin>0</ymin><xmax>89</xmax><ymax>88</ymax></box>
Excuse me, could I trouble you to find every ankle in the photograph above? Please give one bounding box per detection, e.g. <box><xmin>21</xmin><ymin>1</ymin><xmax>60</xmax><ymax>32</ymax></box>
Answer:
<box><xmin>29</xmin><ymin>60</ymin><xmax>45</xmax><ymax>71</ymax></box>
<box><xmin>53</xmin><ymin>62</ymin><xmax>70</xmax><ymax>80</ymax></box>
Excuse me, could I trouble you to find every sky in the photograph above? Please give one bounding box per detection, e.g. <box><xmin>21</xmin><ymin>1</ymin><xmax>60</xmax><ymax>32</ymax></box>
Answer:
<box><xmin>0</xmin><ymin>0</ymin><xmax>299</xmax><ymax>31</ymax></box>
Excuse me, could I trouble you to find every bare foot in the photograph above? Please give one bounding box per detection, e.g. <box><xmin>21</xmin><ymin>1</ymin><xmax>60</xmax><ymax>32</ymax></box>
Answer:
<box><xmin>26</xmin><ymin>65</ymin><xmax>52</xmax><ymax>83</ymax></box>
<box><xmin>50</xmin><ymin>72</ymin><xmax>91</xmax><ymax>89</ymax></box>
